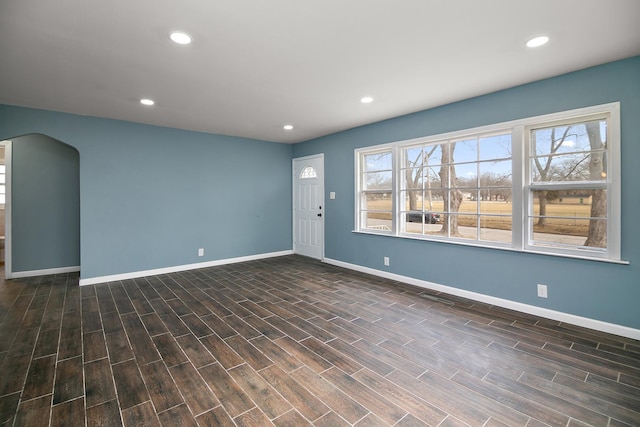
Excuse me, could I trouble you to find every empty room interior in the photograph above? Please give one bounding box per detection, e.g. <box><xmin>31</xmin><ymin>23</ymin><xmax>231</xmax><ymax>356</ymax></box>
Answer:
<box><xmin>1</xmin><ymin>1</ymin><xmax>639</xmax><ymax>426</ymax></box>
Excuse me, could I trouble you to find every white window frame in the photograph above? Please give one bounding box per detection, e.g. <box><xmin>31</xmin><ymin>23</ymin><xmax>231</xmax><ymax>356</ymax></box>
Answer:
<box><xmin>356</xmin><ymin>146</ymin><xmax>395</xmax><ymax>234</ymax></box>
<box><xmin>354</xmin><ymin>102</ymin><xmax>622</xmax><ymax>263</ymax></box>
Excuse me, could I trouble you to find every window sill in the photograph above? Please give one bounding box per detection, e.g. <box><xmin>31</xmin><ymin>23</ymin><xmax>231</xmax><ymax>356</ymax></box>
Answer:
<box><xmin>351</xmin><ymin>230</ymin><xmax>630</xmax><ymax>265</ymax></box>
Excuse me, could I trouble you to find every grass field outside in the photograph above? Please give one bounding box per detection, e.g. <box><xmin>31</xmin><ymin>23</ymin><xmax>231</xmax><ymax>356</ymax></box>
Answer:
<box><xmin>364</xmin><ymin>198</ymin><xmax>595</xmax><ymax>237</ymax></box>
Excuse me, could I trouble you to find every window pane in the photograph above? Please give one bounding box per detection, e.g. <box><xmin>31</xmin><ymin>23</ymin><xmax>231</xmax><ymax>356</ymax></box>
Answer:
<box><xmin>401</xmin><ymin>168</ymin><xmax>424</xmax><ymax>190</ymax></box>
<box><xmin>480</xmin><ymin>216</ymin><xmax>512</xmax><ymax>243</ymax></box>
<box><xmin>479</xmin><ymin>160</ymin><xmax>512</xmax><ymax>187</ymax></box>
<box><xmin>404</xmin><ymin>146</ymin><xmax>424</xmax><ymax>168</ymax></box>
<box><xmin>0</xmin><ymin>195</ymin><xmax>4</xmax><ymax>204</ymax></box>
<box><xmin>0</xmin><ymin>165</ymin><xmax>5</xmax><ymax>173</ymax></box>
<box><xmin>447</xmin><ymin>214</ymin><xmax>477</xmax><ymax>239</ymax></box>
<box><xmin>531</xmin><ymin>190</ymin><xmax>606</xmax><ymax>218</ymax></box>
<box><xmin>363</xmin><ymin>171</ymin><xmax>392</xmax><ymax>190</ymax></box>
<box><xmin>364</xmin><ymin>152</ymin><xmax>392</xmax><ymax>171</ymax></box>
<box><xmin>0</xmin><ymin>184</ymin><xmax>4</xmax><ymax>194</ymax></box>
<box><xmin>425</xmin><ymin>167</ymin><xmax>441</xmax><ymax>187</ymax></box>
<box><xmin>452</xmin><ymin>139</ymin><xmax>477</xmax><ymax>163</ymax></box>
<box><xmin>530</xmin><ymin>189</ymin><xmax>607</xmax><ymax>249</ymax></box>
<box><xmin>530</xmin><ymin>218</ymin><xmax>606</xmax><ymax>249</ymax></box>
<box><xmin>425</xmin><ymin>144</ymin><xmax>443</xmax><ymax>166</ymax></box>
<box><xmin>479</xmin><ymin>193</ymin><xmax>512</xmax><ymax>213</ymax></box>
<box><xmin>403</xmin><ymin>211</ymin><xmax>441</xmax><ymax>224</ymax></box>
<box><xmin>453</xmin><ymin>163</ymin><xmax>477</xmax><ymax>188</ymax></box>
<box><xmin>419</xmin><ymin>189</ymin><xmax>443</xmax><ymax>212</ymax></box>
<box><xmin>300</xmin><ymin>166</ymin><xmax>317</xmax><ymax>179</ymax></box>
<box><xmin>531</xmin><ymin>151</ymin><xmax>606</xmax><ymax>182</ymax></box>
<box><xmin>363</xmin><ymin>212</ymin><xmax>392</xmax><ymax>232</ymax></box>
<box><xmin>362</xmin><ymin>192</ymin><xmax>392</xmax><ymax>210</ymax></box>
<box><xmin>479</xmin><ymin>134</ymin><xmax>512</xmax><ymax>161</ymax></box>
<box><xmin>531</xmin><ymin>119</ymin><xmax>607</xmax><ymax>183</ymax></box>
<box><xmin>457</xmin><ymin>198</ymin><xmax>477</xmax><ymax>215</ymax></box>
<box><xmin>403</xmin><ymin>213</ymin><xmax>442</xmax><ymax>235</ymax></box>
<box><xmin>401</xmin><ymin>190</ymin><xmax>423</xmax><ymax>211</ymax></box>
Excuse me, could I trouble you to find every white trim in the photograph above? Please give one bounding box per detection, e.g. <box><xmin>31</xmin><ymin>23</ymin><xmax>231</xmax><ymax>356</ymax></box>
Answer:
<box><xmin>78</xmin><ymin>250</ymin><xmax>293</xmax><ymax>286</ymax></box>
<box><xmin>11</xmin><ymin>265</ymin><xmax>81</xmax><ymax>279</ymax></box>
<box><xmin>1</xmin><ymin>140</ymin><xmax>11</xmax><ymax>279</ymax></box>
<box><xmin>323</xmin><ymin>257</ymin><xmax>640</xmax><ymax>341</ymax></box>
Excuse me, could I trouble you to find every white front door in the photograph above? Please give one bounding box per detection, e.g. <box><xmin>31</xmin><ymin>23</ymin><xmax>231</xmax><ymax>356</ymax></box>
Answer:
<box><xmin>293</xmin><ymin>154</ymin><xmax>324</xmax><ymax>260</ymax></box>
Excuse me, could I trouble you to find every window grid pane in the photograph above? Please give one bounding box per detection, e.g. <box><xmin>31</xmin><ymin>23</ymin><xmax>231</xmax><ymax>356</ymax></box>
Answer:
<box><xmin>528</xmin><ymin>115</ymin><xmax>609</xmax><ymax>252</ymax></box>
<box><xmin>356</xmin><ymin>104</ymin><xmax>618</xmax><ymax>260</ymax></box>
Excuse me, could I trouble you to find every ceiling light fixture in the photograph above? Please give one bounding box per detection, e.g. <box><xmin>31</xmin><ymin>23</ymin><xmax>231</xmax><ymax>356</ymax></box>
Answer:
<box><xmin>360</xmin><ymin>96</ymin><xmax>374</xmax><ymax>104</ymax></box>
<box><xmin>170</xmin><ymin>31</ymin><xmax>192</xmax><ymax>45</ymax></box>
<box><xmin>526</xmin><ymin>36</ymin><xmax>549</xmax><ymax>48</ymax></box>
<box><xmin>283</xmin><ymin>125</ymin><xmax>294</xmax><ymax>130</ymax></box>
<box><xmin>140</xmin><ymin>98</ymin><xmax>155</xmax><ymax>106</ymax></box>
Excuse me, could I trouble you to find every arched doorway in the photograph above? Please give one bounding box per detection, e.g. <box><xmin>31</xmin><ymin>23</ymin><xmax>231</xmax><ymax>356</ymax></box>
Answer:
<box><xmin>2</xmin><ymin>134</ymin><xmax>80</xmax><ymax>279</ymax></box>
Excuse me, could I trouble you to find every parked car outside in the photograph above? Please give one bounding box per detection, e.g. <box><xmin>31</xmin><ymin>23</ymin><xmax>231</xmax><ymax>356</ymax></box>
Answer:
<box><xmin>406</xmin><ymin>211</ymin><xmax>441</xmax><ymax>224</ymax></box>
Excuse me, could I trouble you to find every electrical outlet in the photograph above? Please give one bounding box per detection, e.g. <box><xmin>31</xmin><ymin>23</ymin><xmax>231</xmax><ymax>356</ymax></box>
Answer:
<box><xmin>198</xmin><ymin>248</ymin><xmax>204</xmax><ymax>257</ymax></box>
<box><xmin>384</xmin><ymin>256</ymin><xmax>390</xmax><ymax>266</ymax></box>
<box><xmin>537</xmin><ymin>284</ymin><xmax>548</xmax><ymax>298</ymax></box>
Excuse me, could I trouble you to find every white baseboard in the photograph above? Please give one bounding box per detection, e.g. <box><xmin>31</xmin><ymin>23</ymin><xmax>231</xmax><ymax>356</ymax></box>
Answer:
<box><xmin>323</xmin><ymin>257</ymin><xmax>640</xmax><ymax>341</ymax></box>
<box><xmin>10</xmin><ymin>266</ymin><xmax>81</xmax><ymax>279</ymax></box>
<box><xmin>79</xmin><ymin>250</ymin><xmax>293</xmax><ymax>286</ymax></box>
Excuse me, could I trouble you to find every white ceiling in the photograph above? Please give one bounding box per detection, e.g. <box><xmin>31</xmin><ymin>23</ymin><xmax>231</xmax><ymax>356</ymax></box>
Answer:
<box><xmin>1</xmin><ymin>0</ymin><xmax>639</xmax><ymax>144</ymax></box>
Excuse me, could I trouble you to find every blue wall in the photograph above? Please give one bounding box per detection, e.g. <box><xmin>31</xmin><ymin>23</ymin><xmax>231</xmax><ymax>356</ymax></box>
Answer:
<box><xmin>0</xmin><ymin>107</ymin><xmax>293</xmax><ymax>279</ymax></box>
<box><xmin>12</xmin><ymin>134</ymin><xmax>80</xmax><ymax>271</ymax></box>
<box><xmin>1</xmin><ymin>57</ymin><xmax>638</xmax><ymax>330</ymax></box>
<box><xmin>293</xmin><ymin>57</ymin><xmax>640</xmax><ymax>329</ymax></box>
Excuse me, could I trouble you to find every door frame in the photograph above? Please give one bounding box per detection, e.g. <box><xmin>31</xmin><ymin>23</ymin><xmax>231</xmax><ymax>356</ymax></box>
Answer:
<box><xmin>1</xmin><ymin>140</ymin><xmax>12</xmax><ymax>279</ymax></box>
<box><xmin>292</xmin><ymin>153</ymin><xmax>325</xmax><ymax>260</ymax></box>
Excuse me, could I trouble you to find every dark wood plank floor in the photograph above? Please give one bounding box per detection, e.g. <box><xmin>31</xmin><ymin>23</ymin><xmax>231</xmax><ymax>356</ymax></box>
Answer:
<box><xmin>1</xmin><ymin>255</ymin><xmax>639</xmax><ymax>426</ymax></box>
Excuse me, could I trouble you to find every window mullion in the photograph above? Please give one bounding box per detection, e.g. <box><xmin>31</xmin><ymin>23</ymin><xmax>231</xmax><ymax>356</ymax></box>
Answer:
<box><xmin>512</xmin><ymin>125</ymin><xmax>525</xmax><ymax>250</ymax></box>
<box><xmin>392</xmin><ymin>146</ymin><xmax>399</xmax><ymax>235</ymax></box>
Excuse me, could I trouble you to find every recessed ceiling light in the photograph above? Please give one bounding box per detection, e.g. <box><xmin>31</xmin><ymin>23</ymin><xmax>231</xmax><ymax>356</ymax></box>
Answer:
<box><xmin>360</xmin><ymin>96</ymin><xmax>374</xmax><ymax>104</ymax></box>
<box><xmin>526</xmin><ymin>36</ymin><xmax>549</xmax><ymax>48</ymax></box>
<box><xmin>283</xmin><ymin>125</ymin><xmax>294</xmax><ymax>130</ymax></box>
<box><xmin>140</xmin><ymin>98</ymin><xmax>155</xmax><ymax>106</ymax></box>
<box><xmin>170</xmin><ymin>31</ymin><xmax>192</xmax><ymax>45</ymax></box>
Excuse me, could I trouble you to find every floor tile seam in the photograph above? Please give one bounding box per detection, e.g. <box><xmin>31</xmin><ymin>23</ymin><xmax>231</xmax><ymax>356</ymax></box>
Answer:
<box><xmin>51</xmin><ymin>392</ymin><xmax>84</xmax><ymax>408</ymax></box>
<box><xmin>319</xmin><ymin>366</ymin><xmax>410</xmax><ymax>425</ymax></box>
<box><xmin>565</xmin><ymin>344</ymin><xmax>640</xmax><ymax>372</ymax></box>
<box><xmin>381</xmin><ymin>369</ymin><xmax>467</xmax><ymax>425</ymax></box>
<box><xmin>450</xmin><ymin>371</ymin><xmax>546</xmax><ymax>426</ymax></box>
<box><xmin>15</xmin><ymin>391</ymin><xmax>53</xmax><ymax>406</ymax></box>
<box><xmin>536</xmin><ymin>342</ymin><xmax>632</xmax><ymax>378</ymax></box>
<box><xmin>167</xmin><ymin>357</ymin><xmax>222</xmax><ymax>417</ymax></box>
<box><xmin>140</xmin><ymin>358</ymin><xmax>191</xmax><ymax>418</ymax></box>
<box><xmin>231</xmin><ymin>367</ymin><xmax>322</xmax><ymax>424</ymax></box>
<box><xmin>228</xmin><ymin>366</ymin><xmax>298</xmax><ymax>422</ymax></box>
<box><xmin>358</xmin><ymin>367</ymin><xmax>450</xmax><ymax>426</ymax></box>
<box><xmin>48</xmin><ymin>341</ymin><xmax>66</xmax><ymax>406</ymax></box>
<box><xmin>84</xmin><ymin>395</ymin><xmax>118</xmax><ymax>411</ymax></box>
<box><xmin>270</xmin><ymin>408</ymin><xmax>308</xmax><ymax>425</ymax></box>
<box><xmin>10</xmin><ymin>328</ymin><xmax>43</xmax><ymax>402</ymax></box>
<box><xmin>118</xmin><ymin>401</ymin><xmax>161</xmax><ymax>427</ymax></box>
<box><xmin>521</xmin><ymin>370</ymin><xmax>640</xmax><ymax>422</ymax></box>
<box><xmin>196</xmin><ymin>404</ymin><xmax>237</xmax><ymax>426</ymax></box>
<box><xmin>79</xmin><ymin>294</ymin><xmax>121</xmax><ymax>419</ymax></box>
<box><xmin>140</xmin><ymin>360</ymin><xmax>198</xmax><ymax>420</ymax></box>
<box><xmin>229</xmin><ymin>403</ymin><xmax>262</xmax><ymax>424</ymax></box>
<box><xmin>481</xmin><ymin>371</ymin><xmax>608</xmax><ymax>425</ymax></box>
<box><xmin>111</xmin><ymin>366</ymin><xmax>151</xmax><ymax>414</ymax></box>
